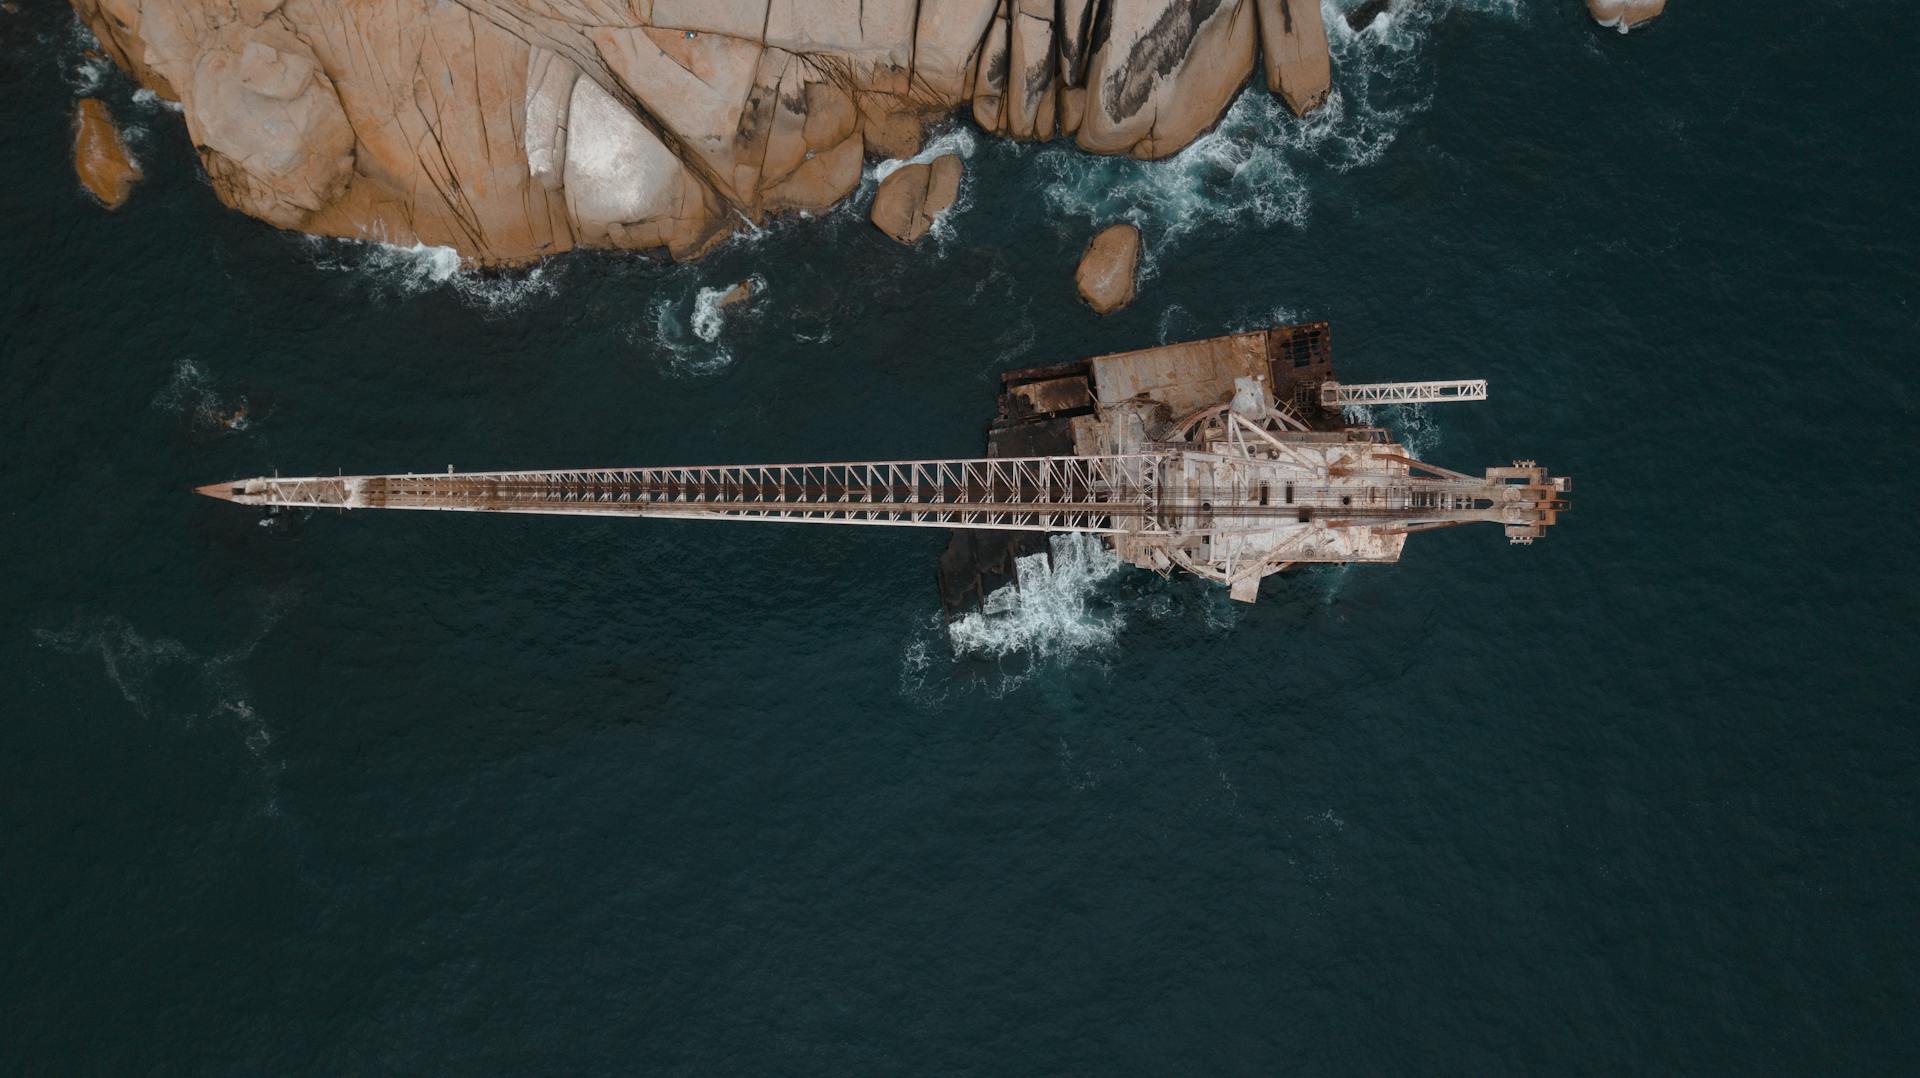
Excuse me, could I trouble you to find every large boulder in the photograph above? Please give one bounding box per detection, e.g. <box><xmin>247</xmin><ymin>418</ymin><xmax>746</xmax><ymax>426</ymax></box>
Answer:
<box><xmin>1004</xmin><ymin>0</ymin><xmax>1057</xmax><ymax>140</ymax></box>
<box><xmin>1588</xmin><ymin>0</ymin><xmax>1666</xmax><ymax>32</ymax></box>
<box><xmin>1254</xmin><ymin>0</ymin><xmax>1330</xmax><ymax>116</ymax></box>
<box><xmin>1077</xmin><ymin>0</ymin><xmax>1260</xmax><ymax>159</ymax></box>
<box><xmin>72</xmin><ymin>97</ymin><xmax>141</xmax><ymax>209</ymax></box>
<box><xmin>1075</xmin><ymin>223</ymin><xmax>1142</xmax><ymax>314</ymax></box>
<box><xmin>912</xmin><ymin>0</ymin><xmax>1001</xmax><ymax>104</ymax></box>
<box><xmin>870</xmin><ymin>153</ymin><xmax>964</xmax><ymax>244</ymax></box>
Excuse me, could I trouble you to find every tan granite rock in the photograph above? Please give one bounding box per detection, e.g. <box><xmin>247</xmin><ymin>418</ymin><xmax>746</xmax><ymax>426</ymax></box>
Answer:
<box><xmin>870</xmin><ymin>153</ymin><xmax>964</xmax><ymax>244</ymax></box>
<box><xmin>72</xmin><ymin>97</ymin><xmax>141</xmax><ymax>209</ymax></box>
<box><xmin>1075</xmin><ymin>223</ymin><xmax>1141</xmax><ymax>314</ymax></box>
<box><xmin>971</xmin><ymin>0</ymin><xmax>1012</xmax><ymax>135</ymax></box>
<box><xmin>912</xmin><ymin>0</ymin><xmax>1001</xmax><ymax>104</ymax></box>
<box><xmin>1005</xmin><ymin>0</ymin><xmax>1056</xmax><ymax>141</ymax></box>
<box><xmin>1588</xmin><ymin>0</ymin><xmax>1666</xmax><ymax>32</ymax></box>
<box><xmin>1078</xmin><ymin>0</ymin><xmax>1259</xmax><ymax>159</ymax></box>
<box><xmin>1254</xmin><ymin>0</ymin><xmax>1331</xmax><ymax>116</ymax></box>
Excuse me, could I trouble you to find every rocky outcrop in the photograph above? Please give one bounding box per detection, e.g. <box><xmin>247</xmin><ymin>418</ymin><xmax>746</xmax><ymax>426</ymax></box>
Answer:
<box><xmin>1075</xmin><ymin>223</ymin><xmax>1142</xmax><ymax>314</ymax></box>
<box><xmin>68</xmin><ymin>0</ymin><xmax>1337</xmax><ymax>264</ymax></box>
<box><xmin>871</xmin><ymin>154</ymin><xmax>964</xmax><ymax>244</ymax></box>
<box><xmin>72</xmin><ymin>97</ymin><xmax>141</xmax><ymax>209</ymax></box>
<box><xmin>1587</xmin><ymin>0</ymin><xmax>1666</xmax><ymax>32</ymax></box>
<box><xmin>713</xmin><ymin>276</ymin><xmax>760</xmax><ymax>311</ymax></box>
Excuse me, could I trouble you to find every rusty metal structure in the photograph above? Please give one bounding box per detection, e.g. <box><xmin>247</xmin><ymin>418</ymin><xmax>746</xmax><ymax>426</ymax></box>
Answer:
<box><xmin>198</xmin><ymin>323</ymin><xmax>1568</xmax><ymax>608</ymax></box>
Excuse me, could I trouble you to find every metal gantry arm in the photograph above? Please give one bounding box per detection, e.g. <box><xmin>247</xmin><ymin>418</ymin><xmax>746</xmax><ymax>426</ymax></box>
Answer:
<box><xmin>1319</xmin><ymin>379</ymin><xmax>1489</xmax><ymax>407</ymax></box>
<box><xmin>199</xmin><ymin>449</ymin><xmax>1566</xmax><ymax>546</ymax></box>
<box><xmin>198</xmin><ymin>455</ymin><xmax>1167</xmax><ymax>535</ymax></box>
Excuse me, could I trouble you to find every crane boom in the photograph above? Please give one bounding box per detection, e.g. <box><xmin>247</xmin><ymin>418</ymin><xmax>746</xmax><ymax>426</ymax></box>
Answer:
<box><xmin>1319</xmin><ymin>379</ymin><xmax>1489</xmax><ymax>407</ymax></box>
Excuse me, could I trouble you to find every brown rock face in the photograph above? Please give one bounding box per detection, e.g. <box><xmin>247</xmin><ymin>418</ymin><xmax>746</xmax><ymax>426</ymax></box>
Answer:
<box><xmin>870</xmin><ymin>153</ymin><xmax>965</xmax><ymax>244</ymax></box>
<box><xmin>72</xmin><ymin>97</ymin><xmax>141</xmax><ymax>210</ymax></box>
<box><xmin>1075</xmin><ymin>223</ymin><xmax>1142</xmax><ymax>315</ymax></box>
<box><xmin>1588</xmin><ymin>0</ymin><xmax>1666</xmax><ymax>32</ymax></box>
<box><xmin>66</xmin><ymin>0</ymin><xmax>1339</xmax><ymax>263</ymax></box>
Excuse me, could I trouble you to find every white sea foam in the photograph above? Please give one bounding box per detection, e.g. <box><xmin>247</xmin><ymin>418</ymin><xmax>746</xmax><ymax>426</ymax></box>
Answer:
<box><xmin>871</xmin><ymin>126</ymin><xmax>981</xmax><ymax>184</ymax></box>
<box><xmin>1036</xmin><ymin>0</ymin><xmax>1522</xmax><ymax>257</ymax></box>
<box><xmin>130</xmin><ymin>87</ymin><xmax>184</xmax><ymax>113</ymax></box>
<box><xmin>63</xmin><ymin>18</ymin><xmax>112</xmax><ymax>95</ymax></box>
<box><xmin>152</xmin><ymin>357</ymin><xmax>253</xmax><ymax>433</ymax></box>
<box><xmin>303</xmin><ymin>235</ymin><xmax>559</xmax><ymax>312</ymax></box>
<box><xmin>946</xmin><ymin>533</ymin><xmax>1128</xmax><ymax>662</ymax></box>
<box><xmin>644</xmin><ymin>295</ymin><xmax>731</xmax><ymax>377</ymax></box>
<box><xmin>33</xmin><ymin>600</ymin><xmax>293</xmax><ymax>816</ymax></box>
<box><xmin>691</xmin><ymin>274</ymin><xmax>766</xmax><ymax>342</ymax></box>
<box><xmin>865</xmin><ymin>126</ymin><xmax>982</xmax><ymax>251</ymax></box>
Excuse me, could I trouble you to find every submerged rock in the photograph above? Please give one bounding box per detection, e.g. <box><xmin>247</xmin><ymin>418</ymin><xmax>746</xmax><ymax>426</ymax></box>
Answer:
<box><xmin>65</xmin><ymin>0</ymin><xmax>1340</xmax><ymax>263</ymax></box>
<box><xmin>870</xmin><ymin>153</ymin><xmax>964</xmax><ymax>245</ymax></box>
<box><xmin>1075</xmin><ymin>223</ymin><xmax>1142</xmax><ymax>315</ymax></box>
<box><xmin>71</xmin><ymin>97</ymin><xmax>140</xmax><ymax>210</ymax></box>
<box><xmin>1588</xmin><ymin>0</ymin><xmax>1666</xmax><ymax>32</ymax></box>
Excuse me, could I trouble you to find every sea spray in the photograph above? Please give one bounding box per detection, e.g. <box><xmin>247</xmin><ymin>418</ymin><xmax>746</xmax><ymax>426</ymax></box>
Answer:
<box><xmin>152</xmin><ymin>357</ymin><xmax>255</xmax><ymax>435</ymax></box>
<box><xmin>302</xmin><ymin>235</ymin><xmax>560</xmax><ymax>312</ymax></box>
<box><xmin>946</xmin><ymin>533</ymin><xmax>1128</xmax><ymax>662</ymax></box>
<box><xmin>1038</xmin><ymin>0</ymin><xmax>1525</xmax><ymax>259</ymax></box>
<box><xmin>691</xmin><ymin>274</ymin><xmax>766</xmax><ymax>343</ymax></box>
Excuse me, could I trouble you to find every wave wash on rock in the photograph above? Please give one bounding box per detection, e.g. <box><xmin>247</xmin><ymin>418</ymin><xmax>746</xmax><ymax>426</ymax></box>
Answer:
<box><xmin>70</xmin><ymin>0</ymin><xmax>1335</xmax><ymax>265</ymax></box>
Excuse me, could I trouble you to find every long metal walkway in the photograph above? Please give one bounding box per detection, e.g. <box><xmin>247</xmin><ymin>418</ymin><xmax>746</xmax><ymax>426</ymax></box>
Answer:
<box><xmin>199</xmin><ymin>456</ymin><xmax>1164</xmax><ymax>534</ymax></box>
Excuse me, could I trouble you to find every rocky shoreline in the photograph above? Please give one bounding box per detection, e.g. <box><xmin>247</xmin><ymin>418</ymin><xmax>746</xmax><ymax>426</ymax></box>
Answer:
<box><xmin>69</xmin><ymin>0</ymin><xmax>1336</xmax><ymax>265</ymax></box>
<box><xmin>68</xmin><ymin>1</ymin><xmax>1664</xmax><ymax>267</ymax></box>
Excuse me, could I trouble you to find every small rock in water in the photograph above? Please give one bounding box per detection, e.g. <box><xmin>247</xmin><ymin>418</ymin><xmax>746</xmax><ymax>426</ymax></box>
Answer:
<box><xmin>1074</xmin><ymin>223</ymin><xmax>1142</xmax><ymax>316</ymax></box>
<box><xmin>1587</xmin><ymin>0</ymin><xmax>1666</xmax><ymax>32</ymax></box>
<box><xmin>72</xmin><ymin>98</ymin><xmax>142</xmax><ymax>211</ymax></box>
<box><xmin>869</xmin><ymin>153</ymin><xmax>964</xmax><ymax>245</ymax></box>
<box><xmin>713</xmin><ymin>277</ymin><xmax>759</xmax><ymax>311</ymax></box>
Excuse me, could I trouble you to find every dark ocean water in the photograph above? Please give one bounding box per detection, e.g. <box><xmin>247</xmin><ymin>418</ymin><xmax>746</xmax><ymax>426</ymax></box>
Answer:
<box><xmin>3</xmin><ymin>1</ymin><xmax>1916</xmax><ymax>1072</ymax></box>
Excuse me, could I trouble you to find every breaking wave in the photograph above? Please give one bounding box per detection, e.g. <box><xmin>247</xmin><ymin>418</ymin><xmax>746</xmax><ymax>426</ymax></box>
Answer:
<box><xmin>867</xmin><ymin>126</ymin><xmax>981</xmax><ymax>247</ymax></box>
<box><xmin>61</xmin><ymin>17</ymin><xmax>113</xmax><ymax>96</ymax></box>
<box><xmin>691</xmin><ymin>274</ymin><xmax>766</xmax><ymax>342</ymax></box>
<box><xmin>898</xmin><ymin>532</ymin><xmax>1266</xmax><ymax>701</ymax></box>
<box><xmin>946</xmin><ymin>533</ymin><xmax>1129</xmax><ymax>661</ymax></box>
<box><xmin>302</xmin><ymin>235</ymin><xmax>560</xmax><ymax>312</ymax></box>
<box><xmin>643</xmin><ymin>271</ymin><xmax>769</xmax><ymax>377</ymax></box>
<box><xmin>871</xmin><ymin>126</ymin><xmax>981</xmax><ymax>184</ymax></box>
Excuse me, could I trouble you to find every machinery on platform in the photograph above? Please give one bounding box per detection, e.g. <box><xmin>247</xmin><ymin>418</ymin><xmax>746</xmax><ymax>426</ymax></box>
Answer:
<box><xmin>197</xmin><ymin>323</ymin><xmax>1569</xmax><ymax>610</ymax></box>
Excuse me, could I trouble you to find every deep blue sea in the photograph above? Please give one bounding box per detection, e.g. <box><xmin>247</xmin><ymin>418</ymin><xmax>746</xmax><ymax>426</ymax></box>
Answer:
<box><xmin>3</xmin><ymin>1</ymin><xmax>1916</xmax><ymax>1072</ymax></box>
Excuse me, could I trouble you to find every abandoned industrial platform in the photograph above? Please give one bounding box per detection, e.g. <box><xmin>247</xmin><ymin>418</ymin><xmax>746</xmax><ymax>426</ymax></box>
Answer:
<box><xmin>198</xmin><ymin>323</ymin><xmax>1569</xmax><ymax>611</ymax></box>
